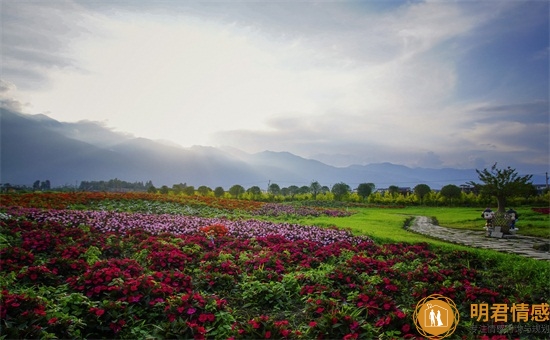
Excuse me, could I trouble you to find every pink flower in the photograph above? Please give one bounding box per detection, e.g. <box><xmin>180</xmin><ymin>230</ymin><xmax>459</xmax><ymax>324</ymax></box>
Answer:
<box><xmin>187</xmin><ymin>307</ymin><xmax>197</xmax><ymax>315</ymax></box>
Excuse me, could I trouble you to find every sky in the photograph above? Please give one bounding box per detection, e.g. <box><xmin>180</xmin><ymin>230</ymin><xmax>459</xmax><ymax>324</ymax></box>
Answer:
<box><xmin>1</xmin><ymin>0</ymin><xmax>548</xmax><ymax>175</ymax></box>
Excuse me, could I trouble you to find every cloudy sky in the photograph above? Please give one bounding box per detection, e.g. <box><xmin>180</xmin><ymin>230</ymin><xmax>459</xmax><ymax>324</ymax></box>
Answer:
<box><xmin>1</xmin><ymin>0</ymin><xmax>548</xmax><ymax>174</ymax></box>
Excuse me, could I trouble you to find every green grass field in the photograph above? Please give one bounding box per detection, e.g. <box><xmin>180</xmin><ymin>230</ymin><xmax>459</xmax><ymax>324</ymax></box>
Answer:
<box><xmin>288</xmin><ymin>206</ymin><xmax>549</xmax><ymax>241</ymax></box>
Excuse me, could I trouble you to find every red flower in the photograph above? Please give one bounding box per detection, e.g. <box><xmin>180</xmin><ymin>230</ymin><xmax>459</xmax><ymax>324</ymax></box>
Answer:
<box><xmin>48</xmin><ymin>317</ymin><xmax>58</xmax><ymax>324</ymax></box>
<box><xmin>309</xmin><ymin>321</ymin><xmax>317</xmax><ymax>327</ymax></box>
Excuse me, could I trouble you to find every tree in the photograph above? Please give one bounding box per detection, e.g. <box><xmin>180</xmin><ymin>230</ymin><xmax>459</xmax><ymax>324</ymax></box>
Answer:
<box><xmin>159</xmin><ymin>185</ymin><xmax>170</xmax><ymax>195</ymax></box>
<box><xmin>247</xmin><ymin>186</ymin><xmax>262</xmax><ymax>198</ymax></box>
<box><xmin>331</xmin><ymin>182</ymin><xmax>351</xmax><ymax>201</ymax></box>
<box><xmin>298</xmin><ymin>186</ymin><xmax>310</xmax><ymax>195</ymax></box>
<box><xmin>172</xmin><ymin>183</ymin><xmax>186</xmax><ymax>195</ymax></box>
<box><xmin>229</xmin><ymin>185</ymin><xmax>245</xmax><ymax>198</ymax></box>
<box><xmin>468</xmin><ymin>163</ymin><xmax>533</xmax><ymax>212</ymax></box>
<box><xmin>33</xmin><ymin>180</ymin><xmax>40</xmax><ymax>191</ymax></box>
<box><xmin>40</xmin><ymin>180</ymin><xmax>51</xmax><ymax>191</ymax></box>
<box><xmin>388</xmin><ymin>185</ymin><xmax>400</xmax><ymax>196</ymax></box>
<box><xmin>197</xmin><ymin>186</ymin><xmax>212</xmax><ymax>196</ymax></box>
<box><xmin>310</xmin><ymin>181</ymin><xmax>322</xmax><ymax>200</ymax></box>
<box><xmin>268</xmin><ymin>183</ymin><xmax>281</xmax><ymax>196</ymax></box>
<box><xmin>413</xmin><ymin>184</ymin><xmax>431</xmax><ymax>204</ymax></box>
<box><xmin>440</xmin><ymin>184</ymin><xmax>462</xmax><ymax>204</ymax></box>
<box><xmin>357</xmin><ymin>183</ymin><xmax>375</xmax><ymax>200</ymax></box>
<box><xmin>287</xmin><ymin>185</ymin><xmax>299</xmax><ymax>199</ymax></box>
<box><xmin>214</xmin><ymin>187</ymin><xmax>225</xmax><ymax>198</ymax></box>
<box><xmin>183</xmin><ymin>185</ymin><xmax>195</xmax><ymax>196</ymax></box>
<box><xmin>147</xmin><ymin>185</ymin><xmax>157</xmax><ymax>193</ymax></box>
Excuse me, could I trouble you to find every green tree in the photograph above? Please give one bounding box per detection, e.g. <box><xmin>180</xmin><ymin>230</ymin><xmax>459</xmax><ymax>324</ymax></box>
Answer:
<box><xmin>310</xmin><ymin>181</ymin><xmax>322</xmax><ymax>200</ymax></box>
<box><xmin>388</xmin><ymin>185</ymin><xmax>400</xmax><ymax>196</ymax></box>
<box><xmin>214</xmin><ymin>187</ymin><xmax>225</xmax><ymax>198</ymax></box>
<box><xmin>183</xmin><ymin>185</ymin><xmax>195</xmax><ymax>196</ymax></box>
<box><xmin>147</xmin><ymin>185</ymin><xmax>157</xmax><ymax>193</ymax></box>
<box><xmin>331</xmin><ymin>182</ymin><xmax>351</xmax><ymax>201</ymax></box>
<box><xmin>247</xmin><ymin>186</ymin><xmax>262</xmax><ymax>196</ymax></box>
<box><xmin>268</xmin><ymin>183</ymin><xmax>281</xmax><ymax>196</ymax></box>
<box><xmin>159</xmin><ymin>185</ymin><xmax>170</xmax><ymax>195</ymax></box>
<box><xmin>229</xmin><ymin>184</ymin><xmax>245</xmax><ymax>198</ymax></box>
<box><xmin>413</xmin><ymin>184</ymin><xmax>431</xmax><ymax>204</ymax></box>
<box><xmin>172</xmin><ymin>183</ymin><xmax>186</xmax><ymax>195</ymax></box>
<box><xmin>287</xmin><ymin>185</ymin><xmax>299</xmax><ymax>199</ymax></box>
<box><xmin>440</xmin><ymin>184</ymin><xmax>462</xmax><ymax>205</ymax></box>
<box><xmin>197</xmin><ymin>186</ymin><xmax>212</xmax><ymax>196</ymax></box>
<box><xmin>298</xmin><ymin>186</ymin><xmax>310</xmax><ymax>195</ymax></box>
<box><xmin>468</xmin><ymin>163</ymin><xmax>533</xmax><ymax>212</ymax></box>
<box><xmin>356</xmin><ymin>183</ymin><xmax>375</xmax><ymax>201</ymax></box>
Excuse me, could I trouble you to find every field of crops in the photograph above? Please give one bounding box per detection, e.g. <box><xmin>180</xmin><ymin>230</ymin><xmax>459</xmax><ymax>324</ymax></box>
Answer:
<box><xmin>1</xmin><ymin>192</ymin><xmax>549</xmax><ymax>339</ymax></box>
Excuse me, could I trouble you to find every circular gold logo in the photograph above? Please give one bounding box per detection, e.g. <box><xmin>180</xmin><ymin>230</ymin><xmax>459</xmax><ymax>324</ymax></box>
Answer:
<box><xmin>413</xmin><ymin>294</ymin><xmax>460</xmax><ymax>339</ymax></box>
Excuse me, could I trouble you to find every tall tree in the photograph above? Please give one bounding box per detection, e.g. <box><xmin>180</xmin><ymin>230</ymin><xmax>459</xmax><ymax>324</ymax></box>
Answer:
<box><xmin>247</xmin><ymin>186</ymin><xmax>262</xmax><ymax>196</ymax></box>
<box><xmin>287</xmin><ymin>185</ymin><xmax>299</xmax><ymax>199</ymax></box>
<box><xmin>183</xmin><ymin>185</ymin><xmax>195</xmax><ymax>196</ymax></box>
<box><xmin>440</xmin><ymin>184</ymin><xmax>462</xmax><ymax>204</ymax></box>
<box><xmin>388</xmin><ymin>185</ymin><xmax>400</xmax><ymax>196</ymax></box>
<box><xmin>310</xmin><ymin>181</ymin><xmax>321</xmax><ymax>200</ymax></box>
<box><xmin>413</xmin><ymin>184</ymin><xmax>431</xmax><ymax>204</ymax></box>
<box><xmin>214</xmin><ymin>187</ymin><xmax>225</xmax><ymax>198</ymax></box>
<box><xmin>268</xmin><ymin>183</ymin><xmax>281</xmax><ymax>196</ymax></box>
<box><xmin>197</xmin><ymin>186</ymin><xmax>212</xmax><ymax>196</ymax></box>
<box><xmin>229</xmin><ymin>184</ymin><xmax>245</xmax><ymax>198</ymax></box>
<box><xmin>357</xmin><ymin>183</ymin><xmax>375</xmax><ymax>200</ymax></box>
<box><xmin>468</xmin><ymin>163</ymin><xmax>533</xmax><ymax>212</ymax></box>
<box><xmin>331</xmin><ymin>182</ymin><xmax>351</xmax><ymax>201</ymax></box>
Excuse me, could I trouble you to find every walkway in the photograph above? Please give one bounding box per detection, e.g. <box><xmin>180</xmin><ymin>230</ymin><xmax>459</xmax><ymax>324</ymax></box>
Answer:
<box><xmin>408</xmin><ymin>216</ymin><xmax>550</xmax><ymax>261</ymax></box>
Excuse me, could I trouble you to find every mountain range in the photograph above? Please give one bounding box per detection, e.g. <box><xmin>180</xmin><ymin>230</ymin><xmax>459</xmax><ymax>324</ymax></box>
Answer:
<box><xmin>2</xmin><ymin>108</ymin><xmax>540</xmax><ymax>190</ymax></box>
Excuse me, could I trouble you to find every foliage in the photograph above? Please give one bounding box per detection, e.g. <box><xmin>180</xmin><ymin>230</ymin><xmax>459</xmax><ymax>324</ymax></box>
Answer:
<box><xmin>2</xmin><ymin>210</ymin><xmax>548</xmax><ymax>339</ymax></box>
<box><xmin>1</xmin><ymin>195</ymin><xmax>549</xmax><ymax>339</ymax></box>
<box><xmin>331</xmin><ymin>182</ymin><xmax>351</xmax><ymax>201</ymax></box>
<box><xmin>440</xmin><ymin>184</ymin><xmax>463</xmax><ymax>206</ymax></box>
<box><xmin>469</xmin><ymin>163</ymin><xmax>534</xmax><ymax>212</ymax></box>
<box><xmin>310</xmin><ymin>181</ymin><xmax>322</xmax><ymax>200</ymax></box>
<box><xmin>413</xmin><ymin>184</ymin><xmax>431</xmax><ymax>203</ymax></box>
<box><xmin>356</xmin><ymin>183</ymin><xmax>375</xmax><ymax>200</ymax></box>
<box><xmin>229</xmin><ymin>185</ymin><xmax>245</xmax><ymax>199</ymax></box>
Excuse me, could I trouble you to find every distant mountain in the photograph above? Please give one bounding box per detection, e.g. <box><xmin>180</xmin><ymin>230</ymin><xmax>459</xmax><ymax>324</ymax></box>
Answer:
<box><xmin>1</xmin><ymin>108</ymin><xmax>526</xmax><ymax>189</ymax></box>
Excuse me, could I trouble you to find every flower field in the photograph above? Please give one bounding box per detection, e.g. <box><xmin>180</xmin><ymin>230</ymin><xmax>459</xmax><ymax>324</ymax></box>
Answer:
<box><xmin>1</xmin><ymin>193</ymin><xmax>549</xmax><ymax>339</ymax></box>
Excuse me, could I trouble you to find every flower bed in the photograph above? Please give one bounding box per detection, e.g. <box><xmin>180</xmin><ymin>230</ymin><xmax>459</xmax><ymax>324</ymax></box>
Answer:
<box><xmin>532</xmin><ymin>207</ymin><xmax>550</xmax><ymax>215</ymax></box>
<box><xmin>3</xmin><ymin>207</ymin><xmax>368</xmax><ymax>246</ymax></box>
<box><xmin>2</xmin><ymin>208</ymin><xmax>547</xmax><ymax>339</ymax></box>
<box><xmin>0</xmin><ymin>193</ymin><xmax>354</xmax><ymax>218</ymax></box>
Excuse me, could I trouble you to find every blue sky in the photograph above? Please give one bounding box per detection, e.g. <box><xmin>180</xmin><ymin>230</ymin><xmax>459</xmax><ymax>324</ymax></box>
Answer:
<box><xmin>1</xmin><ymin>0</ymin><xmax>548</xmax><ymax>175</ymax></box>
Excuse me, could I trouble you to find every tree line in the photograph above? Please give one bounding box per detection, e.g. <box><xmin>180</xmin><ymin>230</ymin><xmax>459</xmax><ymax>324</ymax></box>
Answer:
<box><xmin>149</xmin><ymin>165</ymin><xmax>547</xmax><ymax>208</ymax></box>
<box><xmin>6</xmin><ymin>164</ymin><xmax>548</xmax><ymax>208</ymax></box>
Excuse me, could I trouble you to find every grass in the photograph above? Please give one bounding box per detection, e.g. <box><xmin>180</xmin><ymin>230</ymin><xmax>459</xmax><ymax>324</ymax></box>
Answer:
<box><xmin>275</xmin><ymin>206</ymin><xmax>550</xmax><ymax>299</ymax></box>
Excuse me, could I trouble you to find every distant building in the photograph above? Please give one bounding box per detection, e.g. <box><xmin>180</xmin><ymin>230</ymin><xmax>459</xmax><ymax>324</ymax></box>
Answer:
<box><xmin>460</xmin><ymin>184</ymin><xmax>475</xmax><ymax>193</ymax></box>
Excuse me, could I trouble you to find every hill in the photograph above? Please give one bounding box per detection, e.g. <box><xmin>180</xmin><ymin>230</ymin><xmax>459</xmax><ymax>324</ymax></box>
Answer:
<box><xmin>0</xmin><ymin>108</ymin><xmax>500</xmax><ymax>189</ymax></box>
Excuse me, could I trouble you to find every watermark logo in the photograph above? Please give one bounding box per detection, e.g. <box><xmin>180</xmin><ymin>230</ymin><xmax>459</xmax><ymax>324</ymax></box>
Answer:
<box><xmin>414</xmin><ymin>294</ymin><xmax>460</xmax><ymax>339</ymax></box>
